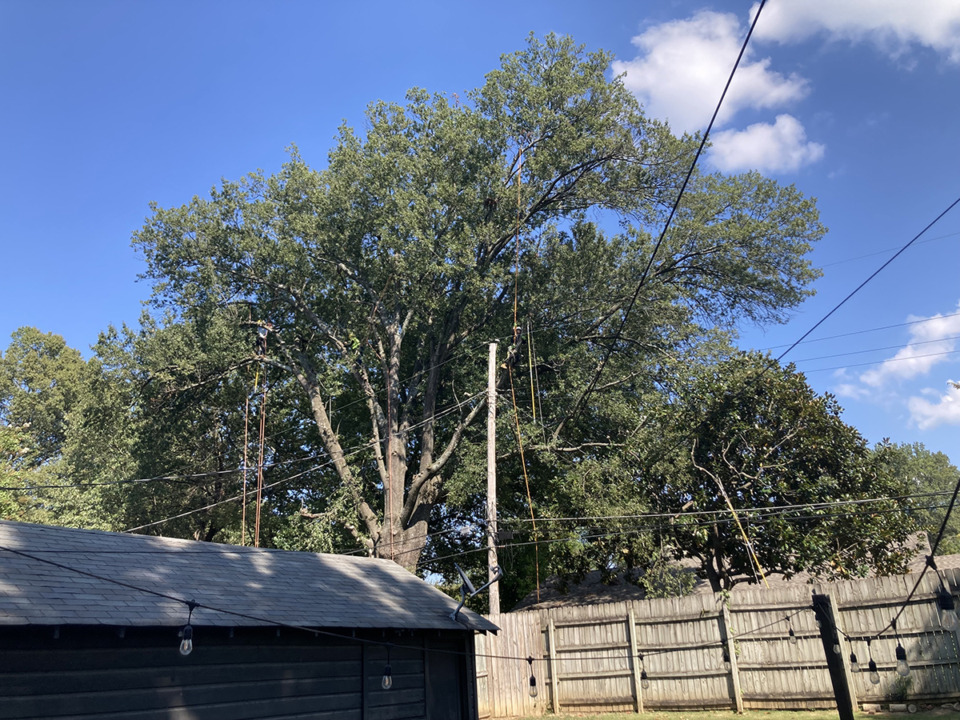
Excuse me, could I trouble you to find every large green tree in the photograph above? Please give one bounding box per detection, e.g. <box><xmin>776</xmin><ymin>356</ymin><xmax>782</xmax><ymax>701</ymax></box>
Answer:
<box><xmin>880</xmin><ymin>442</ymin><xmax>960</xmax><ymax>554</ymax></box>
<box><xmin>132</xmin><ymin>35</ymin><xmax>824</xmax><ymax>570</ymax></box>
<box><xmin>0</xmin><ymin>327</ymin><xmax>87</xmax><ymax>465</ymax></box>
<box><xmin>640</xmin><ymin>352</ymin><xmax>917</xmax><ymax>592</ymax></box>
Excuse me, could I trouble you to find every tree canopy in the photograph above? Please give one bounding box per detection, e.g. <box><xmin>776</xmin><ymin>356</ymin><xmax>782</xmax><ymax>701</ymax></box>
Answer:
<box><xmin>881</xmin><ymin>441</ymin><xmax>960</xmax><ymax>554</ymax></box>
<box><xmin>638</xmin><ymin>352</ymin><xmax>917</xmax><ymax>592</ymax></box>
<box><xmin>129</xmin><ymin>34</ymin><xmax>826</xmax><ymax>572</ymax></box>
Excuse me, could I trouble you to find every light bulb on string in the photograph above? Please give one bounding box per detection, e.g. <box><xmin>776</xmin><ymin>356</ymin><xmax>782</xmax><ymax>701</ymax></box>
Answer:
<box><xmin>527</xmin><ymin>657</ymin><xmax>538</xmax><ymax>699</ymax></box>
<box><xmin>892</xmin><ymin>618</ymin><xmax>910</xmax><ymax>677</ymax></box>
<box><xmin>179</xmin><ymin>624</ymin><xmax>194</xmax><ymax>657</ymax></box>
<box><xmin>936</xmin><ymin>585</ymin><xmax>958</xmax><ymax>632</ymax></box>
<box><xmin>849</xmin><ymin>651</ymin><xmax>860</xmax><ymax>673</ymax></box>
<box><xmin>640</xmin><ymin>669</ymin><xmax>650</xmax><ymax>690</ymax></box>
<box><xmin>179</xmin><ymin>600</ymin><xmax>197</xmax><ymax>657</ymax></box>
<box><xmin>382</xmin><ymin>645</ymin><xmax>393</xmax><ymax>690</ymax></box>
<box><xmin>722</xmin><ymin>647</ymin><xmax>732</xmax><ymax>672</ymax></box>
<box><xmin>784</xmin><ymin>615</ymin><xmax>799</xmax><ymax>646</ymax></box>
<box><xmin>866</xmin><ymin>638</ymin><xmax>880</xmax><ymax>684</ymax></box>
<box><xmin>833</xmin><ymin>640</ymin><xmax>841</xmax><ymax>655</ymax></box>
<box><xmin>895</xmin><ymin>643</ymin><xmax>910</xmax><ymax>677</ymax></box>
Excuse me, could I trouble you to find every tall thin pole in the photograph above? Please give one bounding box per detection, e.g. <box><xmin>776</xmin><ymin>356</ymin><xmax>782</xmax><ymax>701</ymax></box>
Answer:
<box><xmin>487</xmin><ymin>342</ymin><xmax>500</xmax><ymax>615</ymax></box>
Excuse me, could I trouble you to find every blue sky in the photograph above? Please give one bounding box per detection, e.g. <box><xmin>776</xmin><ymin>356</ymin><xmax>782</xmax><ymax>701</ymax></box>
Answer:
<box><xmin>2</xmin><ymin>0</ymin><xmax>959</xmax><ymax>463</ymax></box>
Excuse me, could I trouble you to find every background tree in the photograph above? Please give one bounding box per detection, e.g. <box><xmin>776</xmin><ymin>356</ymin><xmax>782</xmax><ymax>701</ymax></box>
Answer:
<box><xmin>880</xmin><ymin>441</ymin><xmax>960</xmax><ymax>554</ymax></box>
<box><xmin>0</xmin><ymin>327</ymin><xmax>87</xmax><ymax>466</ymax></box>
<box><xmin>639</xmin><ymin>352</ymin><xmax>917</xmax><ymax>592</ymax></box>
<box><xmin>132</xmin><ymin>34</ymin><xmax>825</xmax><ymax>570</ymax></box>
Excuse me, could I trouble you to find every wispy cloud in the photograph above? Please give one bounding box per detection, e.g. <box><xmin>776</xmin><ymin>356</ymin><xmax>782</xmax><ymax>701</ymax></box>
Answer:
<box><xmin>909</xmin><ymin>382</ymin><xmax>960</xmax><ymax>429</ymax></box>
<box><xmin>752</xmin><ymin>0</ymin><xmax>960</xmax><ymax>63</ymax></box>
<box><xmin>710</xmin><ymin>114</ymin><xmax>825</xmax><ymax>173</ymax></box>
<box><xmin>860</xmin><ymin>303</ymin><xmax>960</xmax><ymax>388</ymax></box>
<box><xmin>833</xmin><ymin>382</ymin><xmax>870</xmax><ymax>401</ymax></box>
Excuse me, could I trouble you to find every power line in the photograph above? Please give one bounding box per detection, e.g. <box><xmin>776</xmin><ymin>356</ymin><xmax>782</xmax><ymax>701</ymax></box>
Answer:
<box><xmin>759</xmin><ymin>310</ymin><xmax>960</xmax><ymax>351</ymax></box>
<box><xmin>802</xmin><ymin>348</ymin><xmax>960</xmax><ymax>375</ymax></box>
<box><xmin>818</xmin><ymin>229</ymin><xmax>960</xmax><ymax>269</ymax></box>
<box><xmin>873</xmin><ymin>474</ymin><xmax>960</xmax><ymax>640</ymax></box>
<box><xmin>123</xmin><ymin>462</ymin><xmax>334</xmax><ymax>533</ymax></box>
<box><xmin>120</xmin><ymin>390</ymin><xmax>486</xmax><ymax>534</ymax></box>
<box><xmin>791</xmin><ymin>335</ymin><xmax>960</xmax><ymax>364</ymax></box>
<box><xmin>0</xmin><ymin>453</ymin><xmax>322</xmax><ymax>493</ymax></box>
<box><xmin>774</xmin><ymin>195</ymin><xmax>960</xmax><ymax>365</ymax></box>
<box><xmin>497</xmin><ymin>491</ymin><xmax>954</xmax><ymax>526</ymax></box>
<box><xmin>418</xmin><ymin>500</ymin><xmax>950</xmax><ymax>571</ymax></box>
<box><xmin>567</xmin><ymin>0</ymin><xmax>770</xmax><ymax>427</ymax></box>
<box><xmin>0</xmin><ymin>540</ymin><xmax>811</xmax><ymax>666</ymax></box>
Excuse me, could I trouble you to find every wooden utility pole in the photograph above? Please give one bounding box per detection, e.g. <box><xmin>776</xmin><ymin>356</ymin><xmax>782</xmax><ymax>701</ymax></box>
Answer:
<box><xmin>487</xmin><ymin>342</ymin><xmax>500</xmax><ymax>615</ymax></box>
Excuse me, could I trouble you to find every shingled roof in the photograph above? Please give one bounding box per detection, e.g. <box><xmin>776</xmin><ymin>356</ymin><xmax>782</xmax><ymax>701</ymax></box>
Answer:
<box><xmin>0</xmin><ymin>520</ymin><xmax>497</xmax><ymax>633</ymax></box>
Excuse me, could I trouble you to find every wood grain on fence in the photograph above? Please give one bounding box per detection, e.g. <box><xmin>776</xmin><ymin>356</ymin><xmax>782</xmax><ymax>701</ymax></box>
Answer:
<box><xmin>476</xmin><ymin>570</ymin><xmax>960</xmax><ymax>717</ymax></box>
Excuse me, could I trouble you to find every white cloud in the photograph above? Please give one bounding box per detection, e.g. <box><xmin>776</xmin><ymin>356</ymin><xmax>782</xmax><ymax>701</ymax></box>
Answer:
<box><xmin>909</xmin><ymin>382</ymin><xmax>960</xmax><ymax>429</ymax></box>
<box><xmin>833</xmin><ymin>383</ymin><xmax>870</xmax><ymax>401</ymax></box>
<box><xmin>612</xmin><ymin>11</ymin><xmax>809</xmax><ymax>134</ymax></box>
<box><xmin>752</xmin><ymin>0</ymin><xmax>960</xmax><ymax>63</ymax></box>
<box><xmin>860</xmin><ymin>302</ymin><xmax>960</xmax><ymax>388</ymax></box>
<box><xmin>709</xmin><ymin>114</ymin><xmax>825</xmax><ymax>173</ymax></box>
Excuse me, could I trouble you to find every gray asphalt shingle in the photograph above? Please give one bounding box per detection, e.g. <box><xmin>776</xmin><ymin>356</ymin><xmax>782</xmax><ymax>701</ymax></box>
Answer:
<box><xmin>0</xmin><ymin>520</ymin><xmax>496</xmax><ymax>633</ymax></box>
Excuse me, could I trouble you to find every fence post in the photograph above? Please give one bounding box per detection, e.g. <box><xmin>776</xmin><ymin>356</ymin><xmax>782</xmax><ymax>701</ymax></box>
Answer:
<box><xmin>547</xmin><ymin>618</ymin><xmax>560</xmax><ymax>714</ymax></box>
<box><xmin>825</xmin><ymin>590</ymin><xmax>858</xmax><ymax>711</ymax></box>
<box><xmin>627</xmin><ymin>608</ymin><xmax>644</xmax><ymax>713</ymax></box>
<box><xmin>720</xmin><ymin>601</ymin><xmax>744</xmax><ymax>713</ymax></box>
<box><xmin>812</xmin><ymin>593</ymin><xmax>856</xmax><ymax>720</ymax></box>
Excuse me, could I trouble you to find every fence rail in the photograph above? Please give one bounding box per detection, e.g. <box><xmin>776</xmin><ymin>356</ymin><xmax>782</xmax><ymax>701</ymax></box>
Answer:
<box><xmin>475</xmin><ymin>568</ymin><xmax>960</xmax><ymax>716</ymax></box>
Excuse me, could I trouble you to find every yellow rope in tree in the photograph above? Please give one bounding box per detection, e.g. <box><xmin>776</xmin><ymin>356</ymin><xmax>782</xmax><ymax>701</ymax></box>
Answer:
<box><xmin>722</xmin><ymin>493</ymin><xmax>769</xmax><ymax>588</ymax></box>
<box><xmin>510</xmin><ymin>147</ymin><xmax>541</xmax><ymax>602</ymax></box>
<box><xmin>241</xmin><ymin>366</ymin><xmax>260</xmax><ymax>547</ymax></box>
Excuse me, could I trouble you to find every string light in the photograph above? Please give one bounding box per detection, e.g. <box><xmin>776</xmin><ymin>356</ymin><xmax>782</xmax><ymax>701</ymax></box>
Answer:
<box><xmin>635</xmin><ymin>652</ymin><xmax>650</xmax><ymax>689</ymax></box>
<box><xmin>895</xmin><ymin>643</ymin><xmax>910</xmax><ymax>677</ymax></box>
<box><xmin>179</xmin><ymin>600</ymin><xmax>196</xmax><ymax>656</ymax></box>
<box><xmin>936</xmin><ymin>585</ymin><xmax>958</xmax><ymax>632</ymax></box>
<box><xmin>381</xmin><ymin>646</ymin><xmax>393</xmax><ymax>690</ymax></box>
<box><xmin>890</xmin><ymin>618</ymin><xmax>910</xmax><ymax>678</ymax></box>
<box><xmin>849</xmin><ymin>650</ymin><xmax>860</xmax><ymax>673</ymax></box>
<box><xmin>722</xmin><ymin>647</ymin><xmax>732</xmax><ymax>671</ymax></box>
<box><xmin>527</xmin><ymin>656</ymin><xmax>538</xmax><ymax>698</ymax></box>
<box><xmin>786</xmin><ymin>616</ymin><xmax>798</xmax><ymax>646</ymax></box>
<box><xmin>865</xmin><ymin>639</ymin><xmax>880</xmax><ymax>685</ymax></box>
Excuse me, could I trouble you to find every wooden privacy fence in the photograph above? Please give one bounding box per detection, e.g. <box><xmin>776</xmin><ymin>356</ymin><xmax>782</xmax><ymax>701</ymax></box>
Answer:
<box><xmin>475</xmin><ymin>568</ymin><xmax>960</xmax><ymax>717</ymax></box>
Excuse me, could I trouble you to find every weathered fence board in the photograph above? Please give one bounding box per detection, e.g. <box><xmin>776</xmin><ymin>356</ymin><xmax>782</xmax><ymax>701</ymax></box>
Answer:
<box><xmin>477</xmin><ymin>569</ymin><xmax>960</xmax><ymax>717</ymax></box>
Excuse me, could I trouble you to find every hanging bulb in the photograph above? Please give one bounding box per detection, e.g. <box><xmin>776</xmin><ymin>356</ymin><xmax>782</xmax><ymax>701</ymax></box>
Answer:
<box><xmin>788</xmin><ymin>627</ymin><xmax>798</xmax><ymax>645</ymax></box>
<box><xmin>381</xmin><ymin>664</ymin><xmax>393</xmax><ymax>690</ymax></box>
<box><xmin>868</xmin><ymin>659</ymin><xmax>880</xmax><ymax>685</ymax></box>
<box><xmin>179</xmin><ymin>600</ymin><xmax>197</xmax><ymax>657</ymax></box>
<box><xmin>895</xmin><ymin>644</ymin><xmax>910</xmax><ymax>677</ymax></box>
<box><xmin>850</xmin><ymin>652</ymin><xmax>860</xmax><ymax>673</ymax></box>
<box><xmin>833</xmin><ymin>642</ymin><xmax>841</xmax><ymax>655</ymax></box>
<box><xmin>937</xmin><ymin>587</ymin><xmax>959</xmax><ymax>631</ymax></box>
<box><xmin>722</xmin><ymin>648</ymin><xmax>732</xmax><ymax>672</ymax></box>
<box><xmin>640</xmin><ymin>669</ymin><xmax>650</xmax><ymax>690</ymax></box>
<box><xmin>179</xmin><ymin>624</ymin><xmax>194</xmax><ymax>656</ymax></box>
<box><xmin>528</xmin><ymin>674</ymin><xmax>538</xmax><ymax>698</ymax></box>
